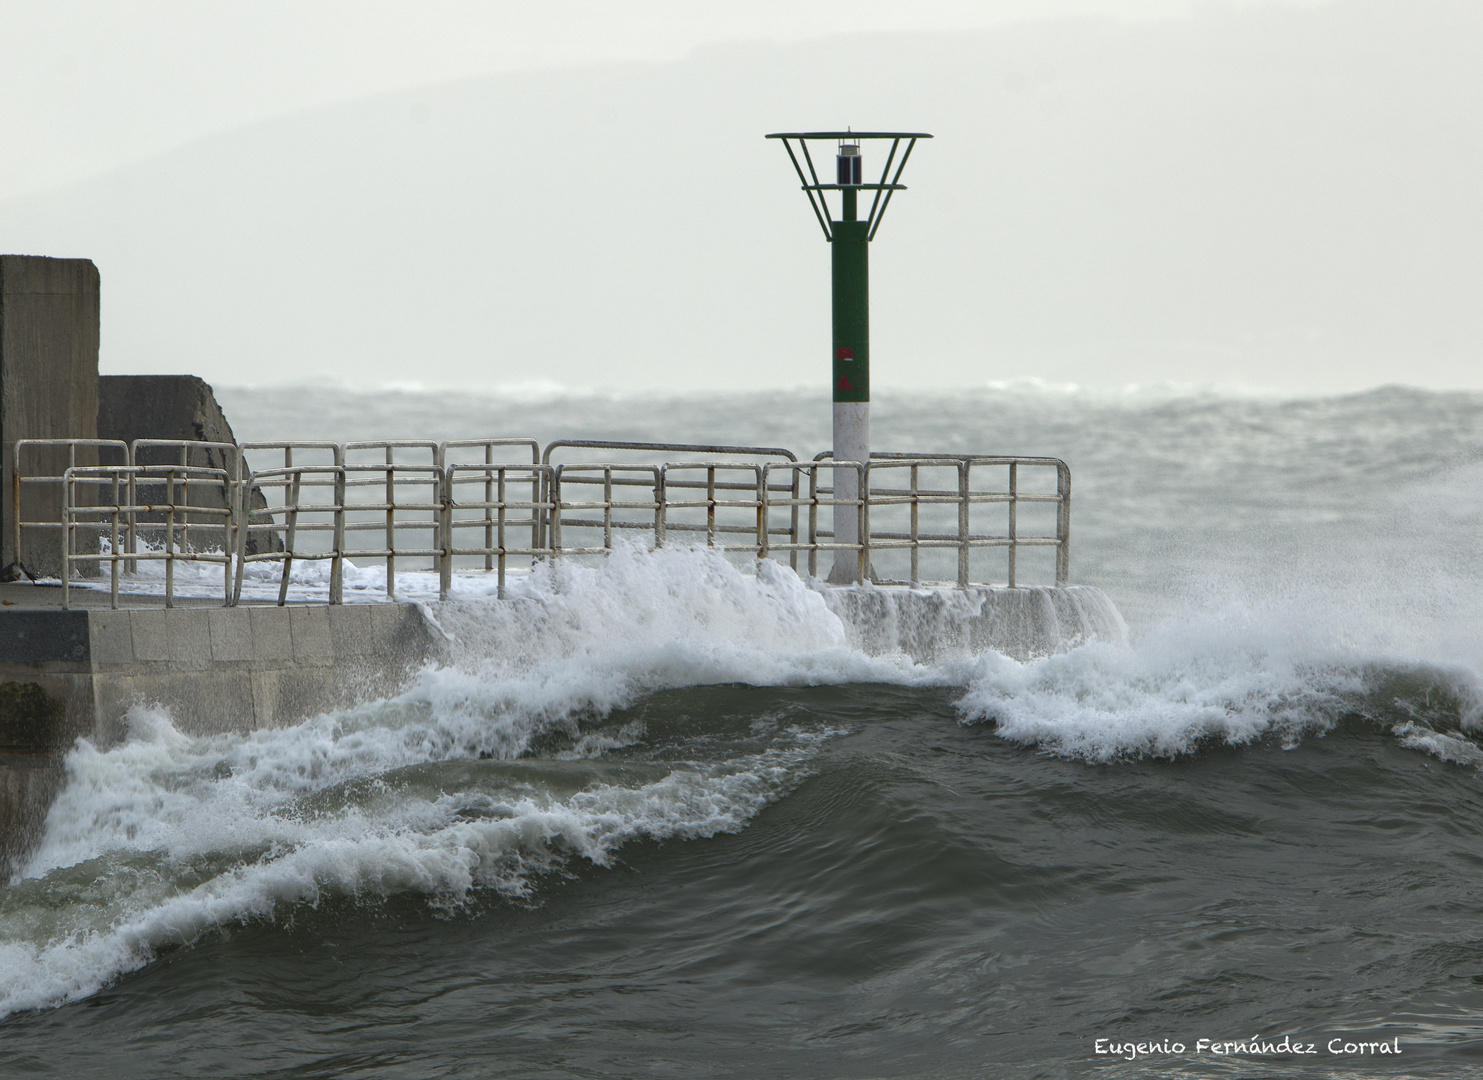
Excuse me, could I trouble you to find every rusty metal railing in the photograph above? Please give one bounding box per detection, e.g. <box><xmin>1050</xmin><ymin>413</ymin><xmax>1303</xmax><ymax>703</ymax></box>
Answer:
<box><xmin>10</xmin><ymin>439</ymin><xmax>1070</xmax><ymax>608</ymax></box>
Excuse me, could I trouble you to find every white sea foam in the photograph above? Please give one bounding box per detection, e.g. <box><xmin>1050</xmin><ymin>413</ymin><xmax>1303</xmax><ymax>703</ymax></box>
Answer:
<box><xmin>957</xmin><ymin>621</ymin><xmax>1359</xmax><ymax>762</ymax></box>
<box><xmin>956</xmin><ymin>579</ymin><xmax>1483</xmax><ymax>763</ymax></box>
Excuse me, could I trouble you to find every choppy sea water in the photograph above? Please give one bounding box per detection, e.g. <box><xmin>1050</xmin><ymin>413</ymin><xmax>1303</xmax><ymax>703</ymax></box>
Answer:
<box><xmin>5</xmin><ymin>383</ymin><xmax>1483</xmax><ymax>1078</ymax></box>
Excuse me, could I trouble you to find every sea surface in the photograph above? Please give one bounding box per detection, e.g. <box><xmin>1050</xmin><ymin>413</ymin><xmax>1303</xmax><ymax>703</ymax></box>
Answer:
<box><xmin>5</xmin><ymin>383</ymin><xmax>1483</xmax><ymax>1078</ymax></box>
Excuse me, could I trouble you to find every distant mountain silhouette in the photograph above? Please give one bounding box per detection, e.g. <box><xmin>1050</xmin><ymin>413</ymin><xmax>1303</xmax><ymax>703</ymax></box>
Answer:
<box><xmin>1</xmin><ymin>0</ymin><xmax>1478</xmax><ymax>393</ymax></box>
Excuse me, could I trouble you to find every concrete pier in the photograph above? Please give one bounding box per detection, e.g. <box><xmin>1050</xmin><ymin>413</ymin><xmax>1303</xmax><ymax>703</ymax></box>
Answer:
<box><xmin>0</xmin><ymin>581</ymin><xmax>1125</xmax><ymax>751</ymax></box>
<box><xmin>0</xmin><ymin>586</ymin><xmax>438</xmax><ymax>751</ymax></box>
<box><xmin>0</xmin><ymin>578</ymin><xmax>1123</xmax><ymax>873</ymax></box>
<box><xmin>821</xmin><ymin>583</ymin><xmax>1127</xmax><ymax>664</ymax></box>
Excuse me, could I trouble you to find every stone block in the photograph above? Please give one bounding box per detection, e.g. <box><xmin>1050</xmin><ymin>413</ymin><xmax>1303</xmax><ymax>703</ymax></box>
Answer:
<box><xmin>207</xmin><ymin>608</ymin><xmax>253</xmax><ymax>662</ymax></box>
<box><xmin>165</xmin><ymin>609</ymin><xmax>212</xmax><ymax>664</ymax></box>
<box><xmin>130</xmin><ymin>610</ymin><xmax>170</xmax><ymax>662</ymax></box>
<box><xmin>819</xmin><ymin>584</ymin><xmax>1127</xmax><ymax>662</ymax></box>
<box><xmin>289</xmin><ymin>606</ymin><xmax>334</xmax><ymax>663</ymax></box>
<box><xmin>95</xmin><ymin>670</ymin><xmax>255</xmax><ymax>735</ymax></box>
<box><xmin>250</xmin><ymin>668</ymin><xmax>281</xmax><ymax>729</ymax></box>
<box><xmin>274</xmin><ymin>667</ymin><xmax>350</xmax><ymax>724</ymax></box>
<box><xmin>328</xmin><ymin>603</ymin><xmax>374</xmax><ymax>658</ymax></box>
<box><xmin>249</xmin><ymin>606</ymin><xmax>293</xmax><ymax>661</ymax></box>
<box><xmin>89</xmin><ymin>611</ymin><xmax>134</xmax><ymax>665</ymax></box>
<box><xmin>0</xmin><ymin>680</ymin><xmax>65</xmax><ymax>750</ymax></box>
<box><xmin>0</xmin><ymin>610</ymin><xmax>91</xmax><ymax>664</ymax></box>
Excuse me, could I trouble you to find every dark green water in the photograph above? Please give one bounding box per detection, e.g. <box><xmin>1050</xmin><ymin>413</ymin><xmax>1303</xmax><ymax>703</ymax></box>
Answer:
<box><xmin>8</xmin><ymin>677</ymin><xmax>1483</xmax><ymax>1077</ymax></box>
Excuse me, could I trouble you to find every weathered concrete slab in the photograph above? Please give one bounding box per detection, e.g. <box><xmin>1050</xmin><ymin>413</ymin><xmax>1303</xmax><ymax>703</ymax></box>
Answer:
<box><xmin>0</xmin><ymin>751</ymin><xmax>64</xmax><ymax>875</ymax></box>
<box><xmin>0</xmin><ymin>610</ymin><xmax>90</xmax><ymax>664</ymax></box>
<box><xmin>165</xmin><ymin>608</ymin><xmax>213</xmax><ymax>665</ymax></box>
<box><xmin>97</xmin><ymin>374</ymin><xmax>282</xmax><ymax>554</ymax></box>
<box><xmin>0</xmin><ymin>255</ymin><xmax>101</xmax><ymax>576</ymax></box>
<box><xmin>289</xmin><ymin>606</ymin><xmax>335</xmax><ymax>663</ymax></box>
<box><xmin>249</xmin><ymin>605</ymin><xmax>294</xmax><ymax>660</ymax></box>
<box><xmin>0</xmin><ymin>600</ymin><xmax>442</xmax><ymax>750</ymax></box>
<box><xmin>207</xmin><ymin>607</ymin><xmax>253</xmax><ymax>661</ymax></box>
<box><xmin>820</xmin><ymin>583</ymin><xmax>1127</xmax><ymax>663</ymax></box>
<box><xmin>130</xmin><ymin>609</ymin><xmax>171</xmax><ymax>662</ymax></box>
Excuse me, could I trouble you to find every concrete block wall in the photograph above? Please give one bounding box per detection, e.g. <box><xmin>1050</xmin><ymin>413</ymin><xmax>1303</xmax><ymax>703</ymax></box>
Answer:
<box><xmin>0</xmin><ymin>602</ymin><xmax>441</xmax><ymax>750</ymax></box>
<box><xmin>85</xmin><ymin>603</ymin><xmax>438</xmax><ymax>740</ymax></box>
<box><xmin>821</xmin><ymin>584</ymin><xmax>1128</xmax><ymax>663</ymax></box>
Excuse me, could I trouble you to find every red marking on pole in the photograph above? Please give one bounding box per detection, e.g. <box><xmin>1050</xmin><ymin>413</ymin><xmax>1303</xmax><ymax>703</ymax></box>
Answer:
<box><xmin>837</xmin><ymin>374</ymin><xmax>853</xmax><ymax>391</ymax></box>
<box><xmin>836</xmin><ymin>346</ymin><xmax>854</xmax><ymax>361</ymax></box>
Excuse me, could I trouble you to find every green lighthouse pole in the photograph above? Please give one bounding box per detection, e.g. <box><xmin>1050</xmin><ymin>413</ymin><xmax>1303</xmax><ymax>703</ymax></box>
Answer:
<box><xmin>766</xmin><ymin>130</ymin><xmax>931</xmax><ymax>582</ymax></box>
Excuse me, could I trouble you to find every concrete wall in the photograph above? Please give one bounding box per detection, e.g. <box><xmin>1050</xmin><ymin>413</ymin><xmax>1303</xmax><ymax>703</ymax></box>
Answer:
<box><xmin>98</xmin><ymin>374</ymin><xmax>240</xmax><ymax>465</ymax></box>
<box><xmin>0</xmin><ymin>256</ymin><xmax>100</xmax><ymax>576</ymax></box>
<box><xmin>91</xmin><ymin>604</ymin><xmax>435</xmax><ymax>739</ymax></box>
<box><xmin>98</xmin><ymin>374</ymin><xmax>281</xmax><ymax>554</ymax></box>
<box><xmin>821</xmin><ymin>584</ymin><xmax>1128</xmax><ymax>663</ymax></box>
<box><xmin>0</xmin><ymin>584</ymin><xmax>1129</xmax><ymax>751</ymax></box>
<box><xmin>0</xmin><ymin>602</ymin><xmax>440</xmax><ymax>750</ymax></box>
<box><xmin>0</xmin><ymin>752</ymin><xmax>63</xmax><ymax>876</ymax></box>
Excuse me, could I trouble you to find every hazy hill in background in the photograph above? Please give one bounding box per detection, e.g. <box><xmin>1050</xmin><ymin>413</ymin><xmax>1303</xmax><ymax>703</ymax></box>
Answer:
<box><xmin>0</xmin><ymin>0</ymin><xmax>1478</xmax><ymax>394</ymax></box>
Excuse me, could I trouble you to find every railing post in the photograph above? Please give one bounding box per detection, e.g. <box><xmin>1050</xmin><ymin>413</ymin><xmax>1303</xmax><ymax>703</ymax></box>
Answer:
<box><xmin>125</xmin><ymin>452</ymin><xmax>137</xmax><ymax>574</ymax></box>
<box><xmin>788</xmin><ymin>467</ymin><xmax>800</xmax><ymax>572</ymax></box>
<box><xmin>330</xmin><ymin>465</ymin><xmax>346</xmax><ymax>605</ymax></box>
<box><xmin>1007</xmin><ymin>461</ymin><xmax>1018</xmax><ymax>589</ymax></box>
<box><xmin>497</xmin><ymin>468</ymin><xmax>507</xmax><ymax>598</ymax></box>
<box><xmin>531</xmin><ymin>465</ymin><xmax>543</xmax><ymax>559</ymax></box>
<box><xmin>909</xmin><ymin>463</ymin><xmax>920</xmax><ymax>585</ymax></box>
<box><xmin>60</xmin><ymin>469</ymin><xmax>72</xmax><ymax>611</ymax></box>
<box><xmin>537</xmin><ymin>465</ymin><xmax>550</xmax><ymax>552</ymax></box>
<box><xmin>164</xmin><ymin>470</ymin><xmax>176</xmax><ymax>609</ymax></box>
<box><xmin>550</xmin><ymin>466</ymin><xmax>564</xmax><ymax>558</ymax></box>
<box><xmin>11</xmin><ymin>444</ymin><xmax>22</xmax><ymax>578</ymax></box>
<box><xmin>385</xmin><ymin>450</ymin><xmax>397</xmax><ymax>600</ymax></box>
<box><xmin>957</xmin><ymin>460</ymin><xmax>970</xmax><ymax>588</ymax></box>
<box><xmin>756</xmin><ymin>465</ymin><xmax>768</xmax><ymax>561</ymax></box>
<box><xmin>858</xmin><ymin>461</ymin><xmax>870</xmax><ymax>585</ymax></box>
<box><xmin>484</xmin><ymin>445</ymin><xmax>494</xmax><ymax>572</ymax></box>
<box><xmin>603</xmin><ymin>467</ymin><xmax>614</xmax><ymax>550</ymax></box>
<box><xmin>1056</xmin><ymin>460</ymin><xmax>1071</xmax><ymax>586</ymax></box>
<box><xmin>233</xmin><ymin>468</ymin><xmax>251</xmax><ymax>606</ymax></box>
<box><xmin>655</xmin><ymin>467</ymin><xmax>667</xmax><ymax>548</ymax></box>
<box><xmin>278</xmin><ymin>471</ymin><xmax>300</xmax><ymax>606</ymax></box>
<box><xmin>68</xmin><ymin>445</ymin><xmax>78</xmax><ymax>577</ymax></box>
<box><xmin>807</xmin><ymin>465</ymin><xmax>819</xmax><ymax>579</ymax></box>
<box><xmin>108</xmin><ymin>474</ymin><xmax>120</xmax><ymax>609</ymax></box>
<box><xmin>439</xmin><ymin>466</ymin><xmax>453</xmax><ymax>602</ymax></box>
<box><xmin>224</xmin><ymin>459</ymin><xmax>236</xmax><ymax>606</ymax></box>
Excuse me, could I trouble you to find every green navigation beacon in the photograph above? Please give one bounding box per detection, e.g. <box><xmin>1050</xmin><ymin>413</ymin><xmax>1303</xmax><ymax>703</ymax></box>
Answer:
<box><xmin>765</xmin><ymin>129</ymin><xmax>932</xmax><ymax>583</ymax></box>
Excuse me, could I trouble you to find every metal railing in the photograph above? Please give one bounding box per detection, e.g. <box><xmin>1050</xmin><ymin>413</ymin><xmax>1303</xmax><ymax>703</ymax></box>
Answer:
<box><xmin>10</xmin><ymin>438</ymin><xmax>1070</xmax><ymax>608</ymax></box>
<box><xmin>814</xmin><ymin>452</ymin><xmax>1072</xmax><ymax>588</ymax></box>
<box><xmin>61</xmin><ymin>464</ymin><xmax>239</xmax><ymax>608</ymax></box>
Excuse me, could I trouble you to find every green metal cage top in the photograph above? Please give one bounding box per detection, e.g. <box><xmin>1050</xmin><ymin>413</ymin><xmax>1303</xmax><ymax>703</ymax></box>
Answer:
<box><xmin>765</xmin><ymin>131</ymin><xmax>933</xmax><ymax>241</ymax></box>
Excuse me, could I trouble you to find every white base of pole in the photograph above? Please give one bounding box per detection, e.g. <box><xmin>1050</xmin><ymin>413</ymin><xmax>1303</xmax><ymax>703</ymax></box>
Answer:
<box><xmin>829</xmin><ymin>401</ymin><xmax>870</xmax><ymax>584</ymax></box>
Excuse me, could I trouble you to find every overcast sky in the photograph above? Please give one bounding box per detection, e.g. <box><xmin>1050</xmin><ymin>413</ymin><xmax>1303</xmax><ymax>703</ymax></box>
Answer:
<box><xmin>1</xmin><ymin>0</ymin><xmax>1290</xmax><ymax>200</ymax></box>
<box><xmin>3</xmin><ymin>0</ymin><xmax>1477</xmax><ymax>395</ymax></box>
